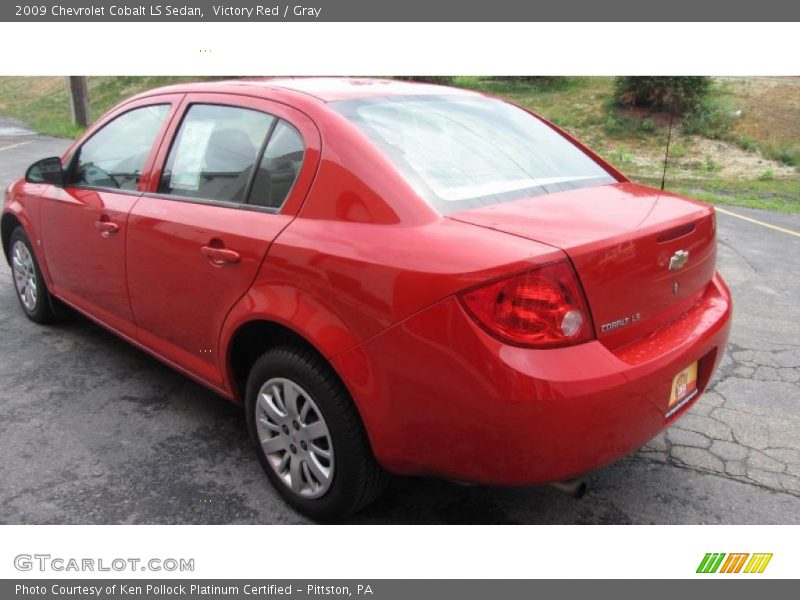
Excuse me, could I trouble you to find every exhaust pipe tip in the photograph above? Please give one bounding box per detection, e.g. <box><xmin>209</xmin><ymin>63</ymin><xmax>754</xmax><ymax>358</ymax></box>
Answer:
<box><xmin>550</xmin><ymin>479</ymin><xmax>587</xmax><ymax>499</ymax></box>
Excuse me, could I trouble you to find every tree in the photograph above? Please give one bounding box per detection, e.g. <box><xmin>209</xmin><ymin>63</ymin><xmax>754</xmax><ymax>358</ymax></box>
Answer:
<box><xmin>614</xmin><ymin>76</ymin><xmax>711</xmax><ymax>115</ymax></box>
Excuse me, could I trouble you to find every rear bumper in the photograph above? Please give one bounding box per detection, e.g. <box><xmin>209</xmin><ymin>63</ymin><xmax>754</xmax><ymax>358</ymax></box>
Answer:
<box><xmin>333</xmin><ymin>272</ymin><xmax>732</xmax><ymax>485</ymax></box>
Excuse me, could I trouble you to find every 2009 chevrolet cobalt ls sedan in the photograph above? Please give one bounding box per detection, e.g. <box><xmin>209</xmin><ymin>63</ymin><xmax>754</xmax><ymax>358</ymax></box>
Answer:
<box><xmin>2</xmin><ymin>78</ymin><xmax>731</xmax><ymax>519</ymax></box>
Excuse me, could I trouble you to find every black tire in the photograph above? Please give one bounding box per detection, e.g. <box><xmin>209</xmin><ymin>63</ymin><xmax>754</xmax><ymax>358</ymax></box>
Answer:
<box><xmin>8</xmin><ymin>226</ymin><xmax>57</xmax><ymax>323</ymax></box>
<box><xmin>245</xmin><ymin>346</ymin><xmax>388</xmax><ymax>521</ymax></box>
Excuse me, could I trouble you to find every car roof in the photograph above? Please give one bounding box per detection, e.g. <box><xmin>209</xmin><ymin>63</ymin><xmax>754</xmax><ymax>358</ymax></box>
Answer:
<box><xmin>138</xmin><ymin>77</ymin><xmax>482</xmax><ymax>103</ymax></box>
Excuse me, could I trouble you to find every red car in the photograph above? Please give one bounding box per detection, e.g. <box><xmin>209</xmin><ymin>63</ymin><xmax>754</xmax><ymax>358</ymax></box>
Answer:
<box><xmin>2</xmin><ymin>78</ymin><xmax>731</xmax><ymax>519</ymax></box>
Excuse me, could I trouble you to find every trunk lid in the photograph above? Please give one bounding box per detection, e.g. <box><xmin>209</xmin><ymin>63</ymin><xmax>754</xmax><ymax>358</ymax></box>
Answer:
<box><xmin>449</xmin><ymin>182</ymin><xmax>717</xmax><ymax>350</ymax></box>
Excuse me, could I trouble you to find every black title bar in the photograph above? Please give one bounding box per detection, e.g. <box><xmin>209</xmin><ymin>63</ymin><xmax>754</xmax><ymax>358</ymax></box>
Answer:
<box><xmin>4</xmin><ymin>0</ymin><xmax>800</xmax><ymax>22</ymax></box>
<box><xmin>3</xmin><ymin>579</ymin><xmax>798</xmax><ymax>600</ymax></box>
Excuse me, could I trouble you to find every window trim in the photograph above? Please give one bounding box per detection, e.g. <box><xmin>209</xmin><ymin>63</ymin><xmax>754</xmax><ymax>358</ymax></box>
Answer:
<box><xmin>140</xmin><ymin>191</ymin><xmax>281</xmax><ymax>215</ymax></box>
<box><xmin>153</xmin><ymin>101</ymin><xmax>305</xmax><ymax>213</ymax></box>
<box><xmin>64</xmin><ymin>185</ymin><xmax>143</xmax><ymax>199</ymax></box>
<box><xmin>245</xmin><ymin>118</ymin><xmax>306</xmax><ymax>211</ymax></box>
<box><xmin>64</xmin><ymin>102</ymin><xmax>173</xmax><ymax>194</ymax></box>
<box><xmin>240</xmin><ymin>116</ymin><xmax>279</xmax><ymax>207</ymax></box>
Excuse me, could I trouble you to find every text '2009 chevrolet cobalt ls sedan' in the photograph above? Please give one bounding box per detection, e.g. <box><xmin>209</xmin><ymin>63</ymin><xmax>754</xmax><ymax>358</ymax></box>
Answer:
<box><xmin>2</xmin><ymin>78</ymin><xmax>731</xmax><ymax>519</ymax></box>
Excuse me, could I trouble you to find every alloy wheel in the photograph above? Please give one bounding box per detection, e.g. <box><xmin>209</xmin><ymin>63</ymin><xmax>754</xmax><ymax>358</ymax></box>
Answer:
<box><xmin>255</xmin><ymin>377</ymin><xmax>335</xmax><ymax>498</ymax></box>
<box><xmin>11</xmin><ymin>240</ymin><xmax>38</xmax><ymax>311</ymax></box>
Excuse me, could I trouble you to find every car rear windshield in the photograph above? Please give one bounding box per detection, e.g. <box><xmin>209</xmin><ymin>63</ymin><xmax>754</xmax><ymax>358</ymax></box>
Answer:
<box><xmin>331</xmin><ymin>95</ymin><xmax>617</xmax><ymax>214</ymax></box>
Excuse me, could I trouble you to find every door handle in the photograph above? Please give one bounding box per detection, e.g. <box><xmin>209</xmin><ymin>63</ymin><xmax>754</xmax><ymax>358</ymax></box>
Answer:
<box><xmin>201</xmin><ymin>245</ymin><xmax>241</xmax><ymax>265</ymax></box>
<box><xmin>95</xmin><ymin>220</ymin><xmax>119</xmax><ymax>236</ymax></box>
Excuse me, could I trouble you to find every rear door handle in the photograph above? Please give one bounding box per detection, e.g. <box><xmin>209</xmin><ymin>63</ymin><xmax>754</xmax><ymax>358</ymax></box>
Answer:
<box><xmin>201</xmin><ymin>245</ymin><xmax>241</xmax><ymax>264</ymax></box>
<box><xmin>95</xmin><ymin>220</ymin><xmax>119</xmax><ymax>236</ymax></box>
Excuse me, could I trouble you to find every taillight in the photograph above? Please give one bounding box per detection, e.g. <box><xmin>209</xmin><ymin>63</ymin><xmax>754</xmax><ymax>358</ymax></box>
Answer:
<box><xmin>459</xmin><ymin>260</ymin><xmax>594</xmax><ymax>348</ymax></box>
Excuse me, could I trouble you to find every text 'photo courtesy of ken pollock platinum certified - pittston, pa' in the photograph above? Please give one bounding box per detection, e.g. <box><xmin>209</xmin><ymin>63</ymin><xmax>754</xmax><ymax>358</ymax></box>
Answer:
<box><xmin>15</xmin><ymin>584</ymin><xmax>367</xmax><ymax>597</ymax></box>
<box><xmin>45</xmin><ymin>4</ymin><xmax>324</xmax><ymax>18</ymax></box>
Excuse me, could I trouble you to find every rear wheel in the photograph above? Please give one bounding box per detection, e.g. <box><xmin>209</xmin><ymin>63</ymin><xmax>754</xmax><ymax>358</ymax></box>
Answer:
<box><xmin>9</xmin><ymin>226</ymin><xmax>56</xmax><ymax>323</ymax></box>
<box><xmin>245</xmin><ymin>346</ymin><xmax>387</xmax><ymax>520</ymax></box>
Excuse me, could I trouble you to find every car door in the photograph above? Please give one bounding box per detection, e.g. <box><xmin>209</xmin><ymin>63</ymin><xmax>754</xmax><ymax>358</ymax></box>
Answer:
<box><xmin>39</xmin><ymin>96</ymin><xmax>181</xmax><ymax>337</ymax></box>
<box><xmin>126</xmin><ymin>94</ymin><xmax>320</xmax><ymax>389</ymax></box>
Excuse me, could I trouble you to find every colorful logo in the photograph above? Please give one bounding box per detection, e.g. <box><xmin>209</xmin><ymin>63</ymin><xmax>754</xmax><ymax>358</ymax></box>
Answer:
<box><xmin>697</xmin><ymin>553</ymin><xmax>773</xmax><ymax>574</ymax></box>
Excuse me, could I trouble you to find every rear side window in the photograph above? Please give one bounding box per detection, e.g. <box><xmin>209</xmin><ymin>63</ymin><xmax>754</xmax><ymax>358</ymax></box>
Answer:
<box><xmin>331</xmin><ymin>95</ymin><xmax>616</xmax><ymax>214</ymax></box>
<box><xmin>159</xmin><ymin>104</ymin><xmax>275</xmax><ymax>204</ymax></box>
<box><xmin>249</xmin><ymin>121</ymin><xmax>305</xmax><ymax>209</ymax></box>
<box><xmin>70</xmin><ymin>104</ymin><xmax>169</xmax><ymax>191</ymax></box>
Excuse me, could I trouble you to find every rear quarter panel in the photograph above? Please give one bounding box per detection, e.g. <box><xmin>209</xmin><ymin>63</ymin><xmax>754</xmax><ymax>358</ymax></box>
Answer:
<box><xmin>220</xmin><ymin>216</ymin><xmax>565</xmax><ymax>396</ymax></box>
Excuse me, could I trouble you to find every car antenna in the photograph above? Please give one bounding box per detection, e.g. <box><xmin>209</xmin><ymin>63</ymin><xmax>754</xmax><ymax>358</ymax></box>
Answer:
<box><xmin>660</xmin><ymin>108</ymin><xmax>675</xmax><ymax>192</ymax></box>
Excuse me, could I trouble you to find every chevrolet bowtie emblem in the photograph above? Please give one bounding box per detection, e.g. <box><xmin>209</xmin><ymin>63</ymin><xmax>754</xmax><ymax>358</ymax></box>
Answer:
<box><xmin>669</xmin><ymin>250</ymin><xmax>689</xmax><ymax>271</ymax></box>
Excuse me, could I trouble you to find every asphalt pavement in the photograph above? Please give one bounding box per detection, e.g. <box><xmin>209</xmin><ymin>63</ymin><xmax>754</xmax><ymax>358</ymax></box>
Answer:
<box><xmin>1</xmin><ymin>119</ymin><xmax>799</xmax><ymax>524</ymax></box>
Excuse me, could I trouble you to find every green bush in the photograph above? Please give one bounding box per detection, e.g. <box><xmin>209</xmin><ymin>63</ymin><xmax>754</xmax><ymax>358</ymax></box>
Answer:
<box><xmin>763</xmin><ymin>143</ymin><xmax>800</xmax><ymax>167</ymax></box>
<box><xmin>601</xmin><ymin>97</ymin><xmax>637</xmax><ymax>136</ymax></box>
<box><xmin>682</xmin><ymin>99</ymin><xmax>735</xmax><ymax>139</ymax></box>
<box><xmin>669</xmin><ymin>143</ymin><xmax>687</xmax><ymax>158</ymax></box>
<box><xmin>735</xmin><ymin>136</ymin><xmax>759</xmax><ymax>152</ymax></box>
<box><xmin>614</xmin><ymin>76</ymin><xmax>711</xmax><ymax>114</ymax></box>
<box><xmin>699</xmin><ymin>156</ymin><xmax>721</xmax><ymax>173</ymax></box>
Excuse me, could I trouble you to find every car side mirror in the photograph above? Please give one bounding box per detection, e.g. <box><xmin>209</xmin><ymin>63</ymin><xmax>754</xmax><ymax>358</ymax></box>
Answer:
<box><xmin>25</xmin><ymin>157</ymin><xmax>64</xmax><ymax>187</ymax></box>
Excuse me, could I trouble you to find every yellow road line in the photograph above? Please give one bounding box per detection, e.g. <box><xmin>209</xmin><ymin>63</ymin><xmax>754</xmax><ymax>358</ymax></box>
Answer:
<box><xmin>0</xmin><ymin>140</ymin><xmax>31</xmax><ymax>153</ymax></box>
<box><xmin>716</xmin><ymin>207</ymin><xmax>800</xmax><ymax>238</ymax></box>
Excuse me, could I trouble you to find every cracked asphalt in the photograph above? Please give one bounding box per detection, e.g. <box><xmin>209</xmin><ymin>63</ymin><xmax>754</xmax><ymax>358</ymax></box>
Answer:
<box><xmin>640</xmin><ymin>209</ymin><xmax>800</xmax><ymax>498</ymax></box>
<box><xmin>1</xmin><ymin>119</ymin><xmax>799</xmax><ymax>524</ymax></box>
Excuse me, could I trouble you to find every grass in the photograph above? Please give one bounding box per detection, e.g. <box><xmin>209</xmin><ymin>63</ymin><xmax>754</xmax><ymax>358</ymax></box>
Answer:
<box><xmin>454</xmin><ymin>76</ymin><xmax>611</xmax><ymax>132</ymax></box>
<box><xmin>0</xmin><ymin>76</ymin><xmax>206</xmax><ymax>137</ymax></box>
<box><xmin>0</xmin><ymin>75</ymin><xmax>797</xmax><ymax>213</ymax></box>
<box><xmin>640</xmin><ymin>176</ymin><xmax>800</xmax><ymax>214</ymax></box>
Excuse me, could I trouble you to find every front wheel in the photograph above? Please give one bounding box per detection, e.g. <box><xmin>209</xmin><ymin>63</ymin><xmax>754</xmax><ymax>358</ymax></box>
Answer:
<box><xmin>9</xmin><ymin>226</ymin><xmax>56</xmax><ymax>323</ymax></box>
<box><xmin>245</xmin><ymin>347</ymin><xmax>388</xmax><ymax>520</ymax></box>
